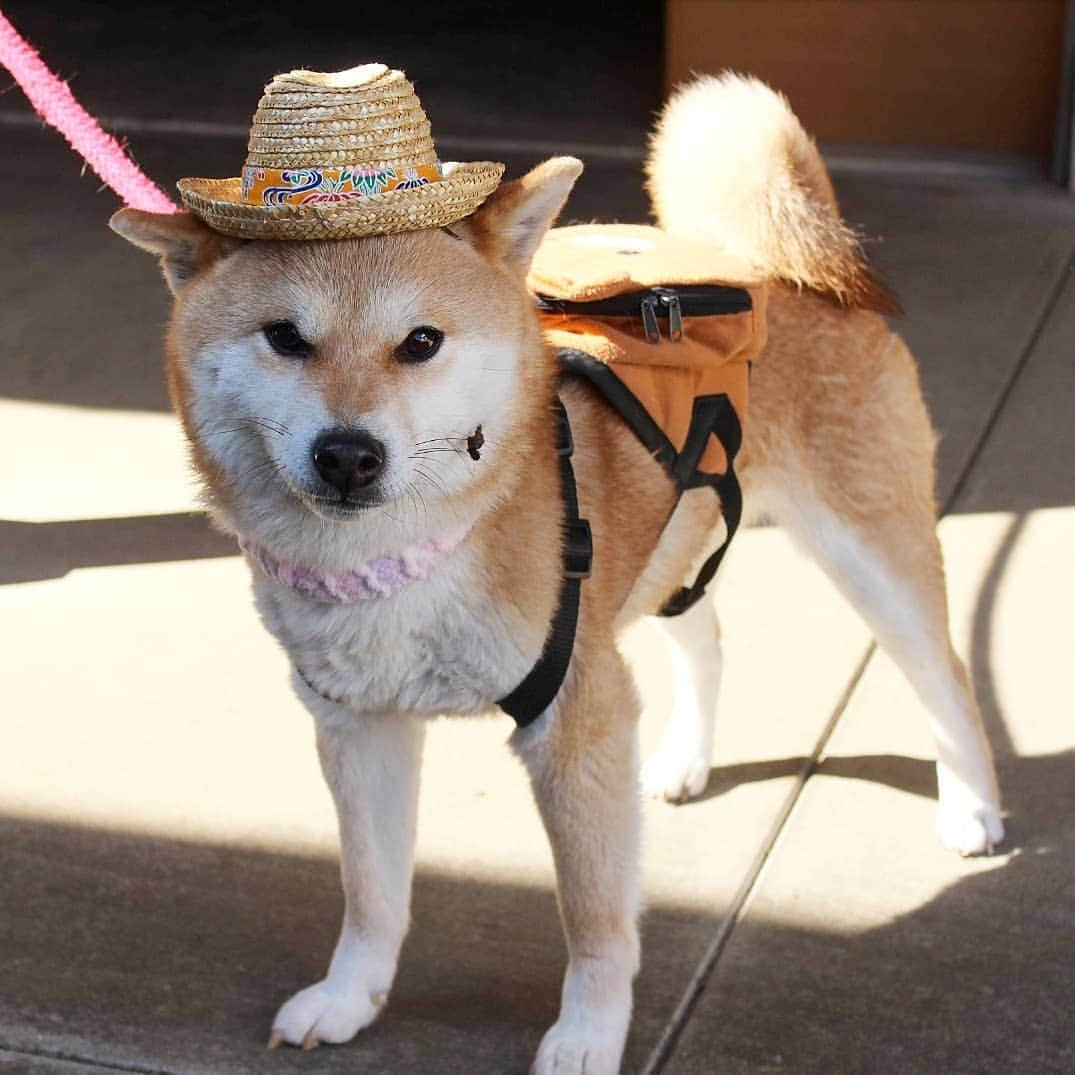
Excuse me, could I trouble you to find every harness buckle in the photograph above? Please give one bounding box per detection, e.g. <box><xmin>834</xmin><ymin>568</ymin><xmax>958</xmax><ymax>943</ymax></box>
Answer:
<box><xmin>563</xmin><ymin>518</ymin><xmax>593</xmax><ymax>579</ymax></box>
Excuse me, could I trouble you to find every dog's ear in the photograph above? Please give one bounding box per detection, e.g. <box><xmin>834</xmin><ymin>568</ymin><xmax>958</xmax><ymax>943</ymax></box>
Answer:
<box><xmin>110</xmin><ymin>209</ymin><xmax>242</xmax><ymax>295</ymax></box>
<box><xmin>457</xmin><ymin>156</ymin><xmax>583</xmax><ymax>273</ymax></box>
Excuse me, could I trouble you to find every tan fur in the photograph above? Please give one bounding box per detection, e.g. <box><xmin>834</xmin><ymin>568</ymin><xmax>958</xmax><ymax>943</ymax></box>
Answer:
<box><xmin>647</xmin><ymin>72</ymin><xmax>900</xmax><ymax>314</ymax></box>
<box><xmin>110</xmin><ymin>79</ymin><xmax>1001</xmax><ymax>1074</ymax></box>
<box><xmin>744</xmin><ymin>287</ymin><xmax>935</xmax><ymax>518</ymax></box>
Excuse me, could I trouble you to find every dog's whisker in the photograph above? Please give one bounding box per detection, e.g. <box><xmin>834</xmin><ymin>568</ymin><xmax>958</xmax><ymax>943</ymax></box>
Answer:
<box><xmin>380</xmin><ymin>501</ymin><xmax>405</xmax><ymax>526</ymax></box>
<box><xmin>408</xmin><ymin>470</ymin><xmax>447</xmax><ymax>511</ymax></box>
<box><xmin>412</xmin><ymin>465</ymin><xmax>450</xmax><ymax>505</ymax></box>
<box><xmin>413</xmin><ymin>485</ymin><xmax>430</xmax><ymax>524</ymax></box>
<box><xmin>201</xmin><ymin>416</ymin><xmax>290</xmax><ymax>440</ymax></box>
<box><xmin>412</xmin><ymin>466</ymin><xmax>438</xmax><ymax>492</ymax></box>
<box><xmin>402</xmin><ymin>481</ymin><xmax>426</xmax><ymax>527</ymax></box>
<box><xmin>407</xmin><ymin>474</ymin><xmax>433</xmax><ymax>521</ymax></box>
<box><xmin>245</xmin><ymin>456</ymin><xmax>288</xmax><ymax>495</ymax></box>
<box><xmin>412</xmin><ymin>436</ymin><xmax>465</xmax><ymax>448</ymax></box>
<box><xmin>234</xmin><ymin>415</ymin><xmax>288</xmax><ymax>436</ymax></box>
<box><xmin>202</xmin><ymin>427</ymin><xmax>256</xmax><ymax>439</ymax></box>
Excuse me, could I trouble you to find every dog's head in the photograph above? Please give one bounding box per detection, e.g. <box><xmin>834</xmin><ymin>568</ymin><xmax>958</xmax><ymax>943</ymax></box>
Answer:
<box><xmin>111</xmin><ymin>158</ymin><xmax>581</xmax><ymax>549</ymax></box>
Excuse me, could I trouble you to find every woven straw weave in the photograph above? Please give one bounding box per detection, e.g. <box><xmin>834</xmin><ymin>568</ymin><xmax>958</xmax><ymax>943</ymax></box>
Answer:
<box><xmin>252</xmin><ymin>100</ymin><xmax>426</xmax><ymax>129</ymax></box>
<box><xmin>178</xmin><ymin>63</ymin><xmax>504</xmax><ymax>239</ymax></box>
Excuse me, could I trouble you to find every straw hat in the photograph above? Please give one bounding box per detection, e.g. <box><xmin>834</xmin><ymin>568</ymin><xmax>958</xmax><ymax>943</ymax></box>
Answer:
<box><xmin>177</xmin><ymin>63</ymin><xmax>504</xmax><ymax>240</ymax></box>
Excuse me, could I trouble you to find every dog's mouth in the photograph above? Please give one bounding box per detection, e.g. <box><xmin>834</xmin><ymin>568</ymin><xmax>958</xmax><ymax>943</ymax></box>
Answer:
<box><xmin>301</xmin><ymin>489</ymin><xmax>385</xmax><ymax>519</ymax></box>
<box><xmin>261</xmin><ymin>427</ymin><xmax>478</xmax><ymax>522</ymax></box>
<box><xmin>268</xmin><ymin>468</ymin><xmax>385</xmax><ymax>520</ymax></box>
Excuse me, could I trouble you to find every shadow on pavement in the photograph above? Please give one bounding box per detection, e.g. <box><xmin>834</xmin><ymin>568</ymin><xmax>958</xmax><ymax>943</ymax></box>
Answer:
<box><xmin>2</xmin><ymin>743</ymin><xmax>1070</xmax><ymax>1073</ymax></box>
<box><xmin>0</xmin><ymin>515</ymin><xmax>235</xmax><ymax>585</ymax></box>
<box><xmin>0</xmin><ymin>812</ymin><xmax>691</xmax><ymax>1074</ymax></box>
<box><xmin>690</xmin><ymin>754</ymin><xmax>938</xmax><ymax>806</ymax></box>
<box><xmin>668</xmin><ymin>747</ymin><xmax>1075</xmax><ymax>1075</ymax></box>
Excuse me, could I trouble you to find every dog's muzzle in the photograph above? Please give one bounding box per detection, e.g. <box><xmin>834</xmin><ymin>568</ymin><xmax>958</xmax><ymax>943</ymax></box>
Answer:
<box><xmin>311</xmin><ymin>428</ymin><xmax>385</xmax><ymax>502</ymax></box>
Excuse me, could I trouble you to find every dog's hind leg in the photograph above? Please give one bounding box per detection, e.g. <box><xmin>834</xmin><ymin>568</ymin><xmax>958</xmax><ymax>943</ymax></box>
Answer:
<box><xmin>777</xmin><ymin>489</ymin><xmax>1003</xmax><ymax>854</ymax></box>
<box><xmin>642</xmin><ymin>595</ymin><xmax>722</xmax><ymax>802</ymax></box>
<box><xmin>514</xmin><ymin>644</ymin><xmax>642</xmax><ymax>1075</ymax></box>
<box><xmin>271</xmin><ymin>699</ymin><xmax>425</xmax><ymax>1049</ymax></box>
<box><xmin>754</xmin><ymin>337</ymin><xmax>1004</xmax><ymax>854</ymax></box>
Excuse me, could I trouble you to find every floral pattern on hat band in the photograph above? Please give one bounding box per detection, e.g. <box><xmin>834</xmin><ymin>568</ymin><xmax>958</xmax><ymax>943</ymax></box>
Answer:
<box><xmin>241</xmin><ymin>163</ymin><xmax>443</xmax><ymax>206</ymax></box>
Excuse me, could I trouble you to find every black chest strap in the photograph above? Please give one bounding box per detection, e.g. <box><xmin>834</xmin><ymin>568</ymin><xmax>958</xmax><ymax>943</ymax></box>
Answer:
<box><xmin>497</xmin><ymin>399</ymin><xmax>592</xmax><ymax>727</ymax></box>
<box><xmin>555</xmin><ymin>348</ymin><xmax>744</xmax><ymax>618</ymax></box>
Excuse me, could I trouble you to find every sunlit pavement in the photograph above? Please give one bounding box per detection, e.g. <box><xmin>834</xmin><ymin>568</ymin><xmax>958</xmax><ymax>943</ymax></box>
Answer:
<box><xmin>2</xmin><ymin>72</ymin><xmax>1074</xmax><ymax>1075</ymax></box>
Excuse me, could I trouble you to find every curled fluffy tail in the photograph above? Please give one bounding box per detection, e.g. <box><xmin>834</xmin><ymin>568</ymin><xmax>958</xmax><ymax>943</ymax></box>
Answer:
<box><xmin>647</xmin><ymin>72</ymin><xmax>899</xmax><ymax>313</ymax></box>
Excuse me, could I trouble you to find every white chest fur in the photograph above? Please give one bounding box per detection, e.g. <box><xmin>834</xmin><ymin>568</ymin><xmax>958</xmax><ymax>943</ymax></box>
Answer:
<box><xmin>250</xmin><ymin>545</ymin><xmax>540</xmax><ymax>719</ymax></box>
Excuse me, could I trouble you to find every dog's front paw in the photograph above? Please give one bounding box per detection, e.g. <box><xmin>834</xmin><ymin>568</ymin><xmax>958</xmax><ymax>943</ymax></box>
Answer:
<box><xmin>934</xmin><ymin>764</ymin><xmax>1004</xmax><ymax>856</ymax></box>
<box><xmin>642</xmin><ymin>748</ymin><xmax>710</xmax><ymax>803</ymax></box>
<box><xmin>269</xmin><ymin>978</ymin><xmax>385</xmax><ymax>1049</ymax></box>
<box><xmin>936</xmin><ymin>796</ymin><xmax>1005</xmax><ymax>856</ymax></box>
<box><xmin>532</xmin><ymin>1020</ymin><xmax>624</xmax><ymax>1075</ymax></box>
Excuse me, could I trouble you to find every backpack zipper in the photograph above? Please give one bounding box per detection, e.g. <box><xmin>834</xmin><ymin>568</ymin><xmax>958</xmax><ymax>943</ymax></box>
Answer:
<box><xmin>640</xmin><ymin>293</ymin><xmax>662</xmax><ymax>343</ymax></box>
<box><xmin>536</xmin><ymin>284</ymin><xmax>752</xmax><ymax>344</ymax></box>
<box><xmin>651</xmin><ymin>286</ymin><xmax>684</xmax><ymax>341</ymax></box>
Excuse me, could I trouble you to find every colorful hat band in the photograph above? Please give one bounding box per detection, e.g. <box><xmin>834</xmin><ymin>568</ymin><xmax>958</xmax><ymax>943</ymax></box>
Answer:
<box><xmin>241</xmin><ymin>163</ymin><xmax>444</xmax><ymax>206</ymax></box>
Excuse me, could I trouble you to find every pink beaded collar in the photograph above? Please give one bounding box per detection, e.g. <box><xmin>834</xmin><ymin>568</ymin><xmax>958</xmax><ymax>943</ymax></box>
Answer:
<box><xmin>238</xmin><ymin>523</ymin><xmax>471</xmax><ymax>603</ymax></box>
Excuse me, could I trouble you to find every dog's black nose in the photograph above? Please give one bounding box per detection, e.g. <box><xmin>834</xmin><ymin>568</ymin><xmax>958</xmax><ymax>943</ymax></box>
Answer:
<box><xmin>312</xmin><ymin>430</ymin><xmax>385</xmax><ymax>497</ymax></box>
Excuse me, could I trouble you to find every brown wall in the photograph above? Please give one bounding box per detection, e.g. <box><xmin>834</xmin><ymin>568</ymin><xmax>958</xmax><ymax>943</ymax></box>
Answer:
<box><xmin>667</xmin><ymin>0</ymin><xmax>1066</xmax><ymax>157</ymax></box>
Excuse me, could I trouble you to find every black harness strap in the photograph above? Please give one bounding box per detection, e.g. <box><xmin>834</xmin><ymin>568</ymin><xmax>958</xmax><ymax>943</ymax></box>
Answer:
<box><xmin>557</xmin><ymin>349</ymin><xmax>678</xmax><ymax>469</ymax></box>
<box><xmin>556</xmin><ymin>348</ymin><xmax>744</xmax><ymax>619</ymax></box>
<box><xmin>658</xmin><ymin>395</ymin><xmax>742</xmax><ymax>616</ymax></box>
<box><xmin>497</xmin><ymin>399</ymin><xmax>592</xmax><ymax>727</ymax></box>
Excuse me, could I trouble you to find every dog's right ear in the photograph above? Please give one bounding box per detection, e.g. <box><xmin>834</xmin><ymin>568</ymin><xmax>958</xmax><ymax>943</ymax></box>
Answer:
<box><xmin>110</xmin><ymin>209</ymin><xmax>242</xmax><ymax>295</ymax></box>
<box><xmin>456</xmin><ymin>157</ymin><xmax>583</xmax><ymax>275</ymax></box>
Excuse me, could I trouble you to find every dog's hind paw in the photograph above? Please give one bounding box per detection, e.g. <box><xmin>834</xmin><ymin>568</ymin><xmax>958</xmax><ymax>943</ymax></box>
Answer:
<box><xmin>936</xmin><ymin>796</ymin><xmax>1005</xmax><ymax>856</ymax></box>
<box><xmin>642</xmin><ymin>749</ymin><xmax>710</xmax><ymax>803</ymax></box>
<box><xmin>270</xmin><ymin>978</ymin><xmax>384</xmax><ymax>1048</ymax></box>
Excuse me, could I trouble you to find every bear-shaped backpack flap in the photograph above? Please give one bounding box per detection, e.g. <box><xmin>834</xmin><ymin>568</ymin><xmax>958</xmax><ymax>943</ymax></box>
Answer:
<box><xmin>529</xmin><ymin>223</ymin><xmax>762</xmax><ymax>300</ymax></box>
<box><xmin>529</xmin><ymin>224</ymin><xmax>767</xmax><ymax>477</ymax></box>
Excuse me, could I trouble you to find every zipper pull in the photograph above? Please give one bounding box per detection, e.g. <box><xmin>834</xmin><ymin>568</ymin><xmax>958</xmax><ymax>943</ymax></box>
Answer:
<box><xmin>653</xmin><ymin>286</ymin><xmax>683</xmax><ymax>341</ymax></box>
<box><xmin>640</xmin><ymin>294</ymin><xmax>661</xmax><ymax>343</ymax></box>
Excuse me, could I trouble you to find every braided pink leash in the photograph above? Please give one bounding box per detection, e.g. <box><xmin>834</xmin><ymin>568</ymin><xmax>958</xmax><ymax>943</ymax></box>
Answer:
<box><xmin>0</xmin><ymin>9</ymin><xmax>178</xmax><ymax>213</ymax></box>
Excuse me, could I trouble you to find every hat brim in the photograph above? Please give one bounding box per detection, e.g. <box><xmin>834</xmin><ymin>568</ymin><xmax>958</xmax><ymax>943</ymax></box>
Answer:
<box><xmin>177</xmin><ymin>161</ymin><xmax>504</xmax><ymax>240</ymax></box>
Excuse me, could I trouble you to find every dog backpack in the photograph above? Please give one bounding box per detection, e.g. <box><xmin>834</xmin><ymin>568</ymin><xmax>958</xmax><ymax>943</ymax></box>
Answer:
<box><xmin>529</xmin><ymin>224</ymin><xmax>768</xmax><ymax>616</ymax></box>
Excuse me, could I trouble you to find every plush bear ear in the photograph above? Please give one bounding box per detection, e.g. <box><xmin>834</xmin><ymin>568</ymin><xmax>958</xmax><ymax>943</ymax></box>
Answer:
<box><xmin>110</xmin><ymin>209</ymin><xmax>242</xmax><ymax>295</ymax></box>
<box><xmin>454</xmin><ymin>157</ymin><xmax>583</xmax><ymax>273</ymax></box>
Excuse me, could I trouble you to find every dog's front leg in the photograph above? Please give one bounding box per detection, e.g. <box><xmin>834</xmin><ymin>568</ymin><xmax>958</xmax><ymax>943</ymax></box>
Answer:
<box><xmin>515</xmin><ymin>650</ymin><xmax>641</xmax><ymax>1075</ymax></box>
<box><xmin>271</xmin><ymin>699</ymin><xmax>425</xmax><ymax>1050</ymax></box>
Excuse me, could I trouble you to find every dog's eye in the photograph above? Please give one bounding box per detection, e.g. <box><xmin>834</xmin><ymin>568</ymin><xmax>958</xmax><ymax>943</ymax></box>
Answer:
<box><xmin>263</xmin><ymin>320</ymin><xmax>311</xmax><ymax>359</ymax></box>
<box><xmin>397</xmin><ymin>326</ymin><xmax>444</xmax><ymax>363</ymax></box>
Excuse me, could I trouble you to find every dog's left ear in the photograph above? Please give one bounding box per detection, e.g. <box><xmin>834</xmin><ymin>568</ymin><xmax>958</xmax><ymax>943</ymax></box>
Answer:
<box><xmin>110</xmin><ymin>209</ymin><xmax>243</xmax><ymax>295</ymax></box>
<box><xmin>457</xmin><ymin>156</ymin><xmax>583</xmax><ymax>273</ymax></box>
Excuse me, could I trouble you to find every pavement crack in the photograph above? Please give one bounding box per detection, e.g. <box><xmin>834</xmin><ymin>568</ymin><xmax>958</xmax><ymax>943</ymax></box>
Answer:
<box><xmin>0</xmin><ymin>1042</ymin><xmax>178</xmax><ymax>1075</ymax></box>
<box><xmin>639</xmin><ymin>645</ymin><xmax>875</xmax><ymax>1074</ymax></box>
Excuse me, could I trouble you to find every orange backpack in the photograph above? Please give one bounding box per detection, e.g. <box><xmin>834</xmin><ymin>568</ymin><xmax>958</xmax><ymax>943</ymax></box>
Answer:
<box><xmin>529</xmin><ymin>224</ymin><xmax>768</xmax><ymax>615</ymax></box>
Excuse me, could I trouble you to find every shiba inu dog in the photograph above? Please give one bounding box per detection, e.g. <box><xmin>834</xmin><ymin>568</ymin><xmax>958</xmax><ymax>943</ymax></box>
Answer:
<box><xmin>111</xmin><ymin>73</ymin><xmax>1003</xmax><ymax>1074</ymax></box>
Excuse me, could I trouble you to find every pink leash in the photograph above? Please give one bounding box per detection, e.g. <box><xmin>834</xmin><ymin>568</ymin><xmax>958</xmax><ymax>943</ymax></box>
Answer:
<box><xmin>0</xmin><ymin>9</ymin><xmax>178</xmax><ymax>213</ymax></box>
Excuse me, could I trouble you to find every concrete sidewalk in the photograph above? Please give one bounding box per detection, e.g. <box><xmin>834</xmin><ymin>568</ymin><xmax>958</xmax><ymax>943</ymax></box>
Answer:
<box><xmin>2</xmin><ymin>117</ymin><xmax>1074</xmax><ymax>1075</ymax></box>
